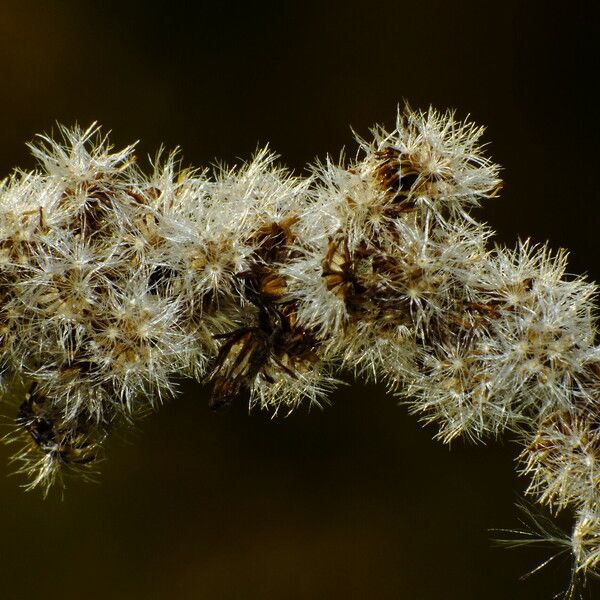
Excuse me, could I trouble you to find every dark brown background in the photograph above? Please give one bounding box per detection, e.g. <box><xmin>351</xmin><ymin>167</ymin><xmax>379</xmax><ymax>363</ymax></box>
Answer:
<box><xmin>0</xmin><ymin>1</ymin><xmax>596</xmax><ymax>599</ymax></box>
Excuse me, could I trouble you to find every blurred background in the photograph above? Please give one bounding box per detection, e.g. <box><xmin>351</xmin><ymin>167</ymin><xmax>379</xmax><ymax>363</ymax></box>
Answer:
<box><xmin>0</xmin><ymin>1</ymin><xmax>596</xmax><ymax>598</ymax></box>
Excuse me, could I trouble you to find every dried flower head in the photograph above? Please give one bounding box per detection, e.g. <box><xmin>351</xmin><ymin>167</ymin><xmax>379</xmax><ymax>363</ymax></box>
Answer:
<box><xmin>1</xmin><ymin>106</ymin><xmax>599</xmax><ymax>585</ymax></box>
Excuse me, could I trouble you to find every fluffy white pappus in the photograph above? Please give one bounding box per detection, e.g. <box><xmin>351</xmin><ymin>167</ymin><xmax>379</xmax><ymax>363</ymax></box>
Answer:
<box><xmin>377</xmin><ymin>217</ymin><xmax>484</xmax><ymax>326</ymax></box>
<box><xmin>283</xmin><ymin>251</ymin><xmax>350</xmax><ymax>340</ymax></box>
<box><xmin>477</xmin><ymin>241</ymin><xmax>576</xmax><ymax>303</ymax></box>
<box><xmin>0</xmin><ymin>173</ymin><xmax>68</xmax><ymax>256</ymax></box>
<box><xmin>334</xmin><ymin>318</ymin><xmax>417</xmax><ymax>390</ymax></box>
<box><xmin>28</xmin><ymin>123</ymin><xmax>137</xmax><ymax>189</ymax></box>
<box><xmin>308</xmin><ymin>157</ymin><xmax>396</xmax><ymax>248</ymax></box>
<box><xmin>522</xmin><ymin>413</ymin><xmax>600</xmax><ymax>511</ymax></box>
<box><xmin>151</xmin><ymin>149</ymin><xmax>308</xmax><ymax>305</ymax></box>
<box><xmin>572</xmin><ymin>506</ymin><xmax>600</xmax><ymax>574</ymax></box>
<box><xmin>357</xmin><ymin>105</ymin><xmax>502</xmax><ymax>221</ymax></box>
<box><xmin>10</xmin><ymin>433</ymin><xmax>102</xmax><ymax>494</ymax></box>
<box><xmin>402</xmin><ymin>333</ymin><xmax>526</xmax><ymax>442</ymax></box>
<box><xmin>249</xmin><ymin>365</ymin><xmax>340</xmax><ymax>415</ymax></box>
<box><xmin>476</xmin><ymin>242</ymin><xmax>598</xmax><ymax>416</ymax></box>
<box><xmin>83</xmin><ymin>271</ymin><xmax>192</xmax><ymax>408</ymax></box>
<box><xmin>208</xmin><ymin>148</ymin><xmax>308</xmax><ymax>235</ymax></box>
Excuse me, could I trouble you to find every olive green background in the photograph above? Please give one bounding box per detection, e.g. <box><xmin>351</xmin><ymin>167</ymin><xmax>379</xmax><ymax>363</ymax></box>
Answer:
<box><xmin>0</xmin><ymin>1</ymin><xmax>596</xmax><ymax>599</ymax></box>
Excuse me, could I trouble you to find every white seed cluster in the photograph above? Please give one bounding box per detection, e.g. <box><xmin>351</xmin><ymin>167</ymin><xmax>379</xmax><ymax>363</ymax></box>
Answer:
<box><xmin>0</xmin><ymin>107</ymin><xmax>598</xmax><ymax>576</ymax></box>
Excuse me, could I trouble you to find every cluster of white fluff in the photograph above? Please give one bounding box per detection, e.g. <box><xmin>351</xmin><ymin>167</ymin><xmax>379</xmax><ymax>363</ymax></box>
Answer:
<box><xmin>1</xmin><ymin>107</ymin><xmax>598</xmax><ymax>580</ymax></box>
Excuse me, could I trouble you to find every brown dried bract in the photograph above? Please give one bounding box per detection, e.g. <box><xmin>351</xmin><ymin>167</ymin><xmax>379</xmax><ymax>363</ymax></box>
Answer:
<box><xmin>16</xmin><ymin>384</ymin><xmax>97</xmax><ymax>466</ymax></box>
<box><xmin>373</xmin><ymin>146</ymin><xmax>420</xmax><ymax>206</ymax></box>
<box><xmin>322</xmin><ymin>236</ymin><xmax>354</xmax><ymax>299</ymax></box>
